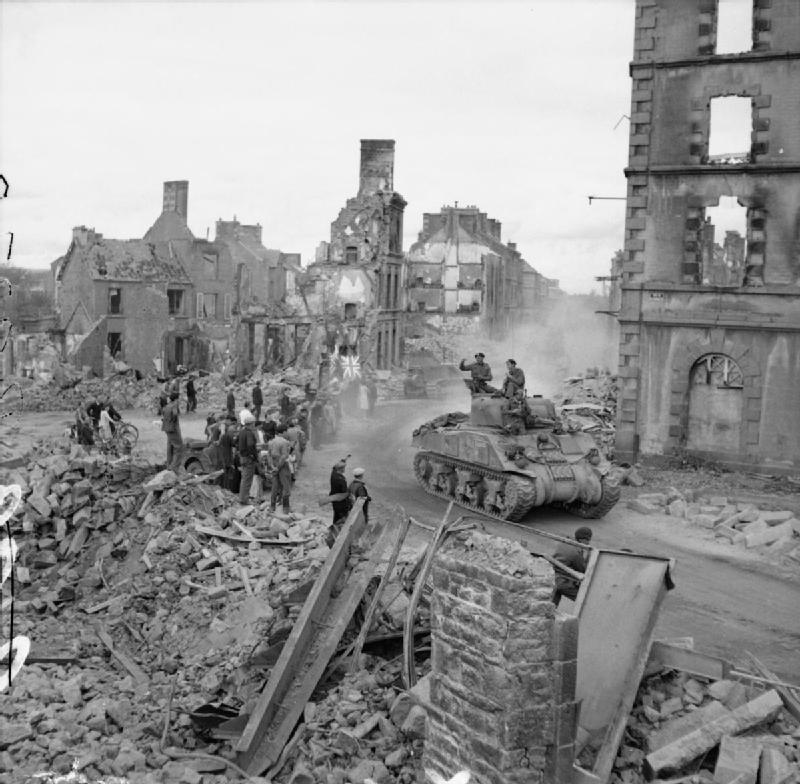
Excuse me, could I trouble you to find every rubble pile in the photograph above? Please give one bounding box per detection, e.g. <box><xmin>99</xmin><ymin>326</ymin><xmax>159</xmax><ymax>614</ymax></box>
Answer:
<box><xmin>601</xmin><ymin>664</ymin><xmax>799</xmax><ymax>784</ymax></box>
<box><xmin>628</xmin><ymin>491</ymin><xmax>800</xmax><ymax>568</ymax></box>
<box><xmin>16</xmin><ymin>371</ymin><xmax>157</xmax><ymax>413</ymax></box>
<box><xmin>554</xmin><ymin>371</ymin><xmax>618</xmax><ymax>457</ymax></box>
<box><xmin>2</xmin><ymin>439</ymin><xmax>429</xmax><ymax>783</ymax></box>
<box><xmin>257</xmin><ymin>666</ymin><xmax>428</xmax><ymax>784</ymax></box>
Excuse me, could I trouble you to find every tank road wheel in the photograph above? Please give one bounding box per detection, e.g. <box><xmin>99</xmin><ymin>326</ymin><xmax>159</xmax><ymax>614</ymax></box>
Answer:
<box><xmin>482</xmin><ymin>478</ymin><xmax>505</xmax><ymax>517</ymax></box>
<box><xmin>413</xmin><ymin>453</ymin><xmax>433</xmax><ymax>490</ymax></box>
<box><xmin>503</xmin><ymin>476</ymin><xmax>538</xmax><ymax>522</ymax></box>
<box><xmin>564</xmin><ymin>478</ymin><xmax>622</xmax><ymax>519</ymax></box>
<box><xmin>433</xmin><ymin>465</ymin><xmax>457</xmax><ymax>497</ymax></box>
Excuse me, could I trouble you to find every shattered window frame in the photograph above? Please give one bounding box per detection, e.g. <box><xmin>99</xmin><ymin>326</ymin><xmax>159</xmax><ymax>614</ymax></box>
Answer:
<box><xmin>107</xmin><ymin>331</ymin><xmax>122</xmax><ymax>357</ymax></box>
<box><xmin>691</xmin><ymin>353</ymin><xmax>744</xmax><ymax>389</ymax></box>
<box><xmin>167</xmin><ymin>288</ymin><xmax>185</xmax><ymax>316</ymax></box>
<box><xmin>108</xmin><ymin>287</ymin><xmax>122</xmax><ymax>314</ymax></box>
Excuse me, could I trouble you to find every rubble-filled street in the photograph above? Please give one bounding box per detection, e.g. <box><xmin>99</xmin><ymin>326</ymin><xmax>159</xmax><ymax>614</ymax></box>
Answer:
<box><xmin>0</xmin><ymin>366</ymin><xmax>798</xmax><ymax>783</ymax></box>
<box><xmin>4</xmin><ymin>2</ymin><xmax>800</xmax><ymax>783</ymax></box>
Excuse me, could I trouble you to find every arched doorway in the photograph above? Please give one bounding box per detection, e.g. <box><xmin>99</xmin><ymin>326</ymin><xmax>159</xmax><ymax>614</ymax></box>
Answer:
<box><xmin>686</xmin><ymin>354</ymin><xmax>744</xmax><ymax>453</ymax></box>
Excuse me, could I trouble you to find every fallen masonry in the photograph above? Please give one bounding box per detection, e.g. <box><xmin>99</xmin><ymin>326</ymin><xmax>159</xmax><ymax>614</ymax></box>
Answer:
<box><xmin>1</xmin><ymin>439</ymin><xmax>799</xmax><ymax>784</ymax></box>
<box><xmin>627</xmin><ymin>490</ymin><xmax>800</xmax><ymax>569</ymax></box>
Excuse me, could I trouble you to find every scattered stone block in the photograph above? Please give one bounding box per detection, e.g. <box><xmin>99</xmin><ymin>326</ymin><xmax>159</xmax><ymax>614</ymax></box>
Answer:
<box><xmin>713</xmin><ymin>735</ymin><xmax>762</xmax><ymax>784</ymax></box>
<box><xmin>0</xmin><ymin>721</ymin><xmax>33</xmax><ymax>749</ymax></box>
<box><xmin>691</xmin><ymin>514</ymin><xmax>718</xmax><ymax>528</ymax></box>
<box><xmin>32</xmin><ymin>550</ymin><xmax>57</xmax><ymax>568</ymax></box>
<box><xmin>648</xmin><ymin>700</ymin><xmax>730</xmax><ymax>752</ymax></box>
<box><xmin>759</xmin><ymin>511</ymin><xmax>794</xmax><ymax>526</ymax></box>
<box><xmin>715</xmin><ymin>525</ymin><xmax>738</xmax><ymax>542</ymax></box>
<box><xmin>628</xmin><ymin>499</ymin><xmax>660</xmax><ymax>515</ymax></box>
<box><xmin>759</xmin><ymin>748</ymin><xmax>794</xmax><ymax>784</ymax></box>
<box><xmin>745</xmin><ymin>521</ymin><xmax>795</xmax><ymax>549</ymax></box>
<box><xmin>707</xmin><ymin>680</ymin><xmax>735</xmax><ymax>702</ymax></box>
<box><xmin>400</xmin><ymin>705</ymin><xmax>427</xmax><ymax>739</ymax></box>
<box><xmin>667</xmin><ymin>499</ymin><xmax>687</xmax><ymax>518</ymax></box>
<box><xmin>26</xmin><ymin>494</ymin><xmax>51</xmax><ymax>518</ymax></box>
<box><xmin>737</xmin><ymin>506</ymin><xmax>760</xmax><ymax>522</ymax></box>
<box><xmin>645</xmin><ymin>690</ymin><xmax>782</xmax><ymax>778</ymax></box>
<box><xmin>707</xmin><ymin>496</ymin><xmax>728</xmax><ymax>507</ymax></box>
<box><xmin>389</xmin><ymin>693</ymin><xmax>413</xmax><ymax>727</ymax></box>
<box><xmin>741</xmin><ymin>520</ymin><xmax>769</xmax><ymax>537</ymax></box>
<box><xmin>660</xmin><ymin>696</ymin><xmax>683</xmax><ymax>717</ymax></box>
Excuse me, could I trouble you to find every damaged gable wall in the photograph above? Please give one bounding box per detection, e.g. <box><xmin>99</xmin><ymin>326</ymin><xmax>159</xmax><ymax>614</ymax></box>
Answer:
<box><xmin>616</xmin><ymin>0</ymin><xmax>800</xmax><ymax>473</ymax></box>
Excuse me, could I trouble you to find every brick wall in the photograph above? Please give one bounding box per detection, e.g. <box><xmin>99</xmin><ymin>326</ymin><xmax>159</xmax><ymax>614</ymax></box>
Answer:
<box><xmin>424</xmin><ymin>532</ymin><xmax>577</xmax><ymax>784</ymax></box>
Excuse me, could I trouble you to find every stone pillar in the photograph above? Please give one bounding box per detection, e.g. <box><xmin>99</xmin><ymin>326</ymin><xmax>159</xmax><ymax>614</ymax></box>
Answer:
<box><xmin>423</xmin><ymin>531</ymin><xmax>578</xmax><ymax>784</ymax></box>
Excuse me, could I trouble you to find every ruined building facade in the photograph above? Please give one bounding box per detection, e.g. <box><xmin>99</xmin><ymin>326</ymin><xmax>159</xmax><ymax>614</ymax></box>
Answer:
<box><xmin>54</xmin><ymin>181</ymin><xmax>297</xmax><ymax>377</ymax></box>
<box><xmin>616</xmin><ymin>0</ymin><xmax>800</xmax><ymax>471</ymax></box>
<box><xmin>304</xmin><ymin>139</ymin><xmax>407</xmax><ymax>371</ymax></box>
<box><xmin>405</xmin><ymin>205</ymin><xmax>556</xmax><ymax>341</ymax></box>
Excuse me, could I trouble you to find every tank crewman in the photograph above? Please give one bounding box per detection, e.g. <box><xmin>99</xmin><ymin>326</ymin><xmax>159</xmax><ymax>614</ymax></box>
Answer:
<box><xmin>501</xmin><ymin>359</ymin><xmax>526</xmax><ymax>399</ymax></box>
<box><xmin>551</xmin><ymin>527</ymin><xmax>593</xmax><ymax>605</ymax></box>
<box><xmin>459</xmin><ymin>352</ymin><xmax>493</xmax><ymax>394</ymax></box>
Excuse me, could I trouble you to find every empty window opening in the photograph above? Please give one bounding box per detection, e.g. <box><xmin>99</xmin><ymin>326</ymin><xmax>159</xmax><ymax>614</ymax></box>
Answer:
<box><xmin>167</xmin><ymin>289</ymin><xmax>184</xmax><ymax>316</ymax></box>
<box><xmin>345</xmin><ymin>246</ymin><xmax>358</xmax><ymax>264</ymax></box>
<box><xmin>108</xmin><ymin>287</ymin><xmax>122</xmax><ymax>314</ymax></box>
<box><xmin>107</xmin><ymin>332</ymin><xmax>122</xmax><ymax>358</ymax></box>
<box><xmin>343</xmin><ymin>302</ymin><xmax>357</xmax><ymax>320</ymax></box>
<box><xmin>708</xmin><ymin>97</ymin><xmax>752</xmax><ymax>162</ymax></box>
<box><xmin>715</xmin><ymin>0</ymin><xmax>753</xmax><ymax>54</ymax></box>
<box><xmin>703</xmin><ymin>198</ymin><xmax>747</xmax><ymax>286</ymax></box>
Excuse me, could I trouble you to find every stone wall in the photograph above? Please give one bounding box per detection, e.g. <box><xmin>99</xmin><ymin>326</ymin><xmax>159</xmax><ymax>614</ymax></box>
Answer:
<box><xmin>424</xmin><ymin>531</ymin><xmax>577</xmax><ymax>784</ymax></box>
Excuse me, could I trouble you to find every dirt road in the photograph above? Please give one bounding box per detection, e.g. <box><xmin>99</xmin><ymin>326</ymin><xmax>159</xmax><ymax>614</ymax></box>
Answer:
<box><xmin>4</xmin><ymin>401</ymin><xmax>799</xmax><ymax>680</ymax></box>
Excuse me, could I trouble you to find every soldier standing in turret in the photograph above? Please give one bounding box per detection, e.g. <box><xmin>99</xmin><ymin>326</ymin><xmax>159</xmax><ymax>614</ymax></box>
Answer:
<box><xmin>459</xmin><ymin>352</ymin><xmax>493</xmax><ymax>394</ymax></box>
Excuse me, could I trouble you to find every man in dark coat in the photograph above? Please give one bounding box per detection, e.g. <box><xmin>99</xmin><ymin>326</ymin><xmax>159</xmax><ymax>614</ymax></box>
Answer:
<box><xmin>552</xmin><ymin>527</ymin><xmax>593</xmax><ymax>605</ymax></box>
<box><xmin>326</xmin><ymin>459</ymin><xmax>352</xmax><ymax>547</ymax></box>
<box><xmin>226</xmin><ymin>388</ymin><xmax>236</xmax><ymax>419</ymax></box>
<box><xmin>459</xmin><ymin>352</ymin><xmax>493</xmax><ymax>394</ymax></box>
<box><xmin>501</xmin><ymin>359</ymin><xmax>526</xmax><ymax>399</ymax></box>
<box><xmin>186</xmin><ymin>378</ymin><xmax>197</xmax><ymax>412</ymax></box>
<box><xmin>218</xmin><ymin>418</ymin><xmax>238</xmax><ymax>492</ymax></box>
<box><xmin>237</xmin><ymin>412</ymin><xmax>259</xmax><ymax>504</ymax></box>
<box><xmin>252</xmin><ymin>381</ymin><xmax>263</xmax><ymax>421</ymax></box>
<box><xmin>161</xmin><ymin>391</ymin><xmax>183</xmax><ymax>471</ymax></box>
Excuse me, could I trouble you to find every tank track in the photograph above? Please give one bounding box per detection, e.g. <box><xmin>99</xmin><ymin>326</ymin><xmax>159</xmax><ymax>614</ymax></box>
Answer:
<box><xmin>563</xmin><ymin>480</ymin><xmax>621</xmax><ymax>519</ymax></box>
<box><xmin>413</xmin><ymin>451</ymin><xmax>537</xmax><ymax>522</ymax></box>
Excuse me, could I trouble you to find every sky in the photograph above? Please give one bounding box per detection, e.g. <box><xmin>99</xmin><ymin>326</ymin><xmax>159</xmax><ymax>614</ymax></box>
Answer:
<box><xmin>1</xmin><ymin>0</ymin><xmax>644</xmax><ymax>293</ymax></box>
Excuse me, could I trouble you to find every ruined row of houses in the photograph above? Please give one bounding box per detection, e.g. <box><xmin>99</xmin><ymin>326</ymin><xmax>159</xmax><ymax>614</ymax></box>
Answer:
<box><xmin>4</xmin><ymin>140</ymin><xmax>558</xmax><ymax>383</ymax></box>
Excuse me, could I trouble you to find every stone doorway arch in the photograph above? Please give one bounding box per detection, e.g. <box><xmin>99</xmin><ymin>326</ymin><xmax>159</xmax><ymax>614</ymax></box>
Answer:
<box><xmin>686</xmin><ymin>353</ymin><xmax>744</xmax><ymax>453</ymax></box>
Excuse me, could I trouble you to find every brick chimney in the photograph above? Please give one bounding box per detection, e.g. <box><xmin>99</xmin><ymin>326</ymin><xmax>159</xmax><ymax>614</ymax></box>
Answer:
<box><xmin>359</xmin><ymin>139</ymin><xmax>395</xmax><ymax>196</ymax></box>
<box><xmin>162</xmin><ymin>180</ymin><xmax>189</xmax><ymax>219</ymax></box>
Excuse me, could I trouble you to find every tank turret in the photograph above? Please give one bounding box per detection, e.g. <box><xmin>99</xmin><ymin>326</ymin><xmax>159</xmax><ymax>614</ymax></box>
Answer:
<box><xmin>411</xmin><ymin>393</ymin><xmax>622</xmax><ymax>521</ymax></box>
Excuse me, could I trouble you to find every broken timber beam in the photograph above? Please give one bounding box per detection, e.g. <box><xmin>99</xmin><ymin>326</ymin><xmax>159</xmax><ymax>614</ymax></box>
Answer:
<box><xmin>235</xmin><ymin>499</ymin><xmax>395</xmax><ymax>775</ymax></box>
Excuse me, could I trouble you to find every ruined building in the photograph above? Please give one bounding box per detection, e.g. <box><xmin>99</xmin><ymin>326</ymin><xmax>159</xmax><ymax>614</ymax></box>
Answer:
<box><xmin>303</xmin><ymin>139</ymin><xmax>407</xmax><ymax>371</ymax></box>
<box><xmin>54</xmin><ymin>181</ymin><xmax>297</xmax><ymax>377</ymax></box>
<box><xmin>405</xmin><ymin>205</ymin><xmax>554</xmax><ymax>337</ymax></box>
<box><xmin>615</xmin><ymin>0</ymin><xmax>800</xmax><ymax>471</ymax></box>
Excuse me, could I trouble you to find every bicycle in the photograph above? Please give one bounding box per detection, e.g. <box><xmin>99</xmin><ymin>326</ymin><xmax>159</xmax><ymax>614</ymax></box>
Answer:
<box><xmin>94</xmin><ymin>421</ymin><xmax>140</xmax><ymax>456</ymax></box>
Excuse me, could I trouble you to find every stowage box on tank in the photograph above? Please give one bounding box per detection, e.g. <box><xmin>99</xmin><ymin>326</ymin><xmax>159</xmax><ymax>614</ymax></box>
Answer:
<box><xmin>411</xmin><ymin>394</ymin><xmax>623</xmax><ymax>521</ymax></box>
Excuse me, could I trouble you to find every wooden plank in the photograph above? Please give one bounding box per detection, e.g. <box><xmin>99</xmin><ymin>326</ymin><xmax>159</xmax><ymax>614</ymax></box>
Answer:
<box><xmin>648</xmin><ymin>641</ymin><xmax>731</xmax><ymax>680</ymax></box>
<box><xmin>194</xmin><ymin>524</ymin><xmax>309</xmax><ymax>546</ymax></box>
<box><xmin>743</xmin><ymin>651</ymin><xmax>800</xmax><ymax>721</ymax></box>
<box><xmin>96</xmin><ymin>627</ymin><xmax>149</xmax><ymax>688</ymax></box>
<box><xmin>403</xmin><ymin>502</ymin><xmax>456</xmax><ymax>689</ymax></box>
<box><xmin>235</xmin><ymin>499</ymin><xmax>368</xmax><ymax>773</ymax></box>
<box><xmin>240</xmin><ymin>509</ymin><xmax>394</xmax><ymax>775</ymax></box>
<box><xmin>348</xmin><ymin>513</ymin><xmax>410</xmax><ymax>674</ymax></box>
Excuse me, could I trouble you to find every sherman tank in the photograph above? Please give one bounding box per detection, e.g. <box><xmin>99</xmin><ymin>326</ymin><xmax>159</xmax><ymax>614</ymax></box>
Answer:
<box><xmin>411</xmin><ymin>394</ymin><xmax>622</xmax><ymax>521</ymax></box>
